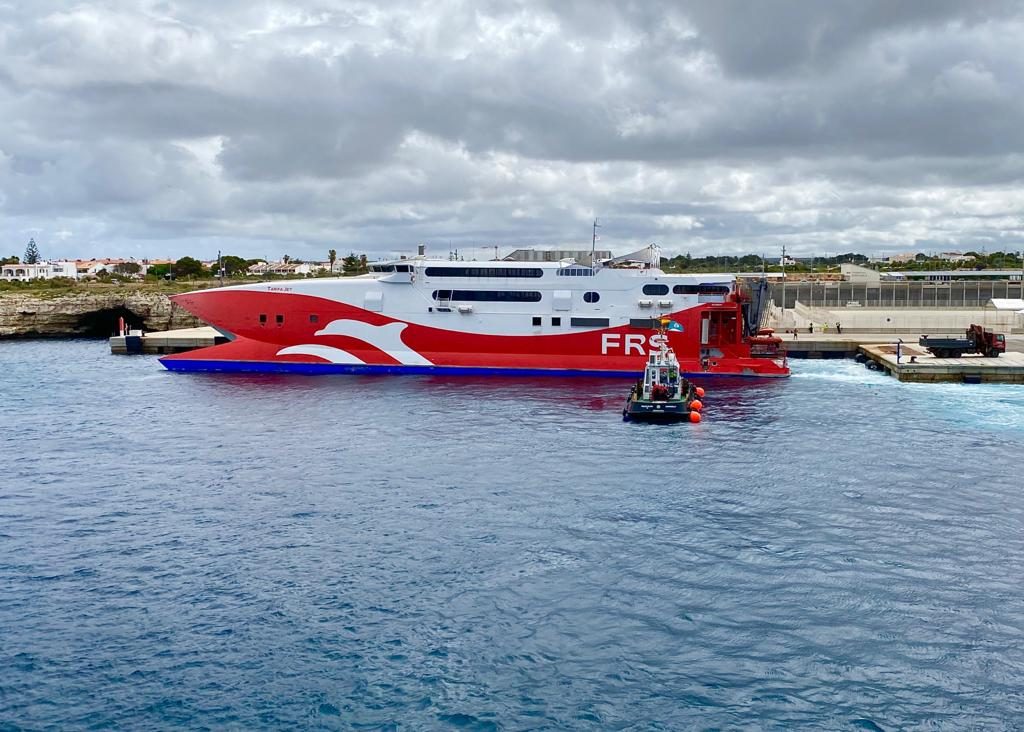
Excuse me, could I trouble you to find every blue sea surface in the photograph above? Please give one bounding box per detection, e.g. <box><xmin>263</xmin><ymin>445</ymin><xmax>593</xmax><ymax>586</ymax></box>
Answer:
<box><xmin>2</xmin><ymin>340</ymin><xmax>1023</xmax><ymax>730</ymax></box>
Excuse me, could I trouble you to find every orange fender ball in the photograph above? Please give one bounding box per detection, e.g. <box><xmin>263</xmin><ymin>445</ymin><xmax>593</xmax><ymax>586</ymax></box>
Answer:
<box><xmin>689</xmin><ymin>399</ymin><xmax>703</xmax><ymax>411</ymax></box>
<box><xmin>695</xmin><ymin>387</ymin><xmax>705</xmax><ymax>398</ymax></box>
<box><xmin>689</xmin><ymin>411</ymin><xmax>702</xmax><ymax>423</ymax></box>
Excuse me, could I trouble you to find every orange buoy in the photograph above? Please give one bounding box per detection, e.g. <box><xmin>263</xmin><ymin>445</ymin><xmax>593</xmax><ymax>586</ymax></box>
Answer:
<box><xmin>695</xmin><ymin>387</ymin><xmax>705</xmax><ymax>398</ymax></box>
<box><xmin>689</xmin><ymin>399</ymin><xmax>703</xmax><ymax>411</ymax></box>
<box><xmin>689</xmin><ymin>410</ymin><xmax>702</xmax><ymax>423</ymax></box>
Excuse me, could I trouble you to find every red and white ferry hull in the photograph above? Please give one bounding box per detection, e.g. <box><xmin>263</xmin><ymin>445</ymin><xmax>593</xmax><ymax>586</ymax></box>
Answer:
<box><xmin>160</xmin><ymin>262</ymin><xmax>788</xmax><ymax>378</ymax></box>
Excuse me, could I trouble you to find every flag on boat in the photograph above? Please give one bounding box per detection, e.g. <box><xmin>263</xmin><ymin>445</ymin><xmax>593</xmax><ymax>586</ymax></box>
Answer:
<box><xmin>659</xmin><ymin>318</ymin><xmax>684</xmax><ymax>331</ymax></box>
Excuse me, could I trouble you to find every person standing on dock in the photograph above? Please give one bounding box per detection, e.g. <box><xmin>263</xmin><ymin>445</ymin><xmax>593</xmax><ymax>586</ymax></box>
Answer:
<box><xmin>808</xmin><ymin>323</ymin><xmax>813</xmax><ymax>333</ymax></box>
<box><xmin>896</xmin><ymin>338</ymin><xmax>903</xmax><ymax>364</ymax></box>
<box><xmin>836</xmin><ymin>322</ymin><xmax>842</xmax><ymax>334</ymax></box>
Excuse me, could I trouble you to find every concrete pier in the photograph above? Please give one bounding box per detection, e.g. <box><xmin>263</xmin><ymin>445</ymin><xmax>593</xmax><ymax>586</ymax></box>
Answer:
<box><xmin>109</xmin><ymin>326</ymin><xmax>223</xmax><ymax>355</ymax></box>
<box><xmin>857</xmin><ymin>343</ymin><xmax>1024</xmax><ymax>383</ymax></box>
<box><xmin>777</xmin><ymin>331</ymin><xmax>1024</xmax><ymax>359</ymax></box>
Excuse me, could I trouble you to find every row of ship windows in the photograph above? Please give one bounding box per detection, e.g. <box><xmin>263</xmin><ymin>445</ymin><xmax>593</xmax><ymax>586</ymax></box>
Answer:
<box><xmin>370</xmin><ymin>266</ymin><xmax>598</xmax><ymax>278</ymax></box>
<box><xmin>257</xmin><ymin>311</ymin><xmax>617</xmax><ymax>328</ymax></box>
<box><xmin>368</xmin><ymin>265</ymin><xmax>727</xmax><ymax>291</ymax></box>
<box><xmin>428</xmin><ymin>267</ymin><xmax>543</xmax><ymax>278</ymax></box>
<box><xmin>259</xmin><ymin>314</ymin><xmax>320</xmax><ymax>325</ymax></box>
<box><xmin>255</xmin><ymin>285</ymin><xmax>726</xmax><ymax>323</ymax></box>
<box><xmin>530</xmin><ymin>317</ymin><xmax>664</xmax><ymax>328</ymax></box>
<box><xmin>643</xmin><ymin>284</ymin><xmax>731</xmax><ymax>296</ymax></box>
<box><xmin>430</xmin><ymin>286</ymin><xmax>727</xmax><ymax>301</ymax></box>
<box><xmin>368</xmin><ymin>264</ymin><xmax>413</xmax><ymax>273</ymax></box>
<box><xmin>432</xmin><ymin>290</ymin><xmax>603</xmax><ymax>303</ymax></box>
<box><xmin>258</xmin><ymin>313</ymin><xmax>667</xmax><ymax>329</ymax></box>
<box><xmin>532</xmin><ymin>317</ymin><xmax>609</xmax><ymax>327</ymax></box>
<box><xmin>257</xmin><ymin>312</ymin><xmax>617</xmax><ymax>328</ymax></box>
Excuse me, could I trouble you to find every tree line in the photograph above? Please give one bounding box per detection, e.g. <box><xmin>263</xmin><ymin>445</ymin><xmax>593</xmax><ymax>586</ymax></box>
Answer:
<box><xmin>661</xmin><ymin>250</ymin><xmax>1023</xmax><ymax>273</ymax></box>
<box><xmin>2</xmin><ymin>246</ymin><xmax>373</xmax><ymax>279</ymax></box>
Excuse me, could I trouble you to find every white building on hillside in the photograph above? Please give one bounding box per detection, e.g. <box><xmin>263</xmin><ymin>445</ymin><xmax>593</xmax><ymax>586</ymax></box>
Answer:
<box><xmin>1</xmin><ymin>261</ymin><xmax>79</xmax><ymax>281</ymax></box>
<box><xmin>887</xmin><ymin>252</ymin><xmax>919</xmax><ymax>264</ymax></box>
<box><xmin>247</xmin><ymin>261</ymin><xmax>315</xmax><ymax>276</ymax></box>
<box><xmin>939</xmin><ymin>252</ymin><xmax>976</xmax><ymax>263</ymax></box>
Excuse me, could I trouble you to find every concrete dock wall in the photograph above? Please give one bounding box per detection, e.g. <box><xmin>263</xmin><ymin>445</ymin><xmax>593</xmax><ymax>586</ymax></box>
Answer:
<box><xmin>771</xmin><ymin>304</ymin><xmax>1020</xmax><ymax>334</ymax></box>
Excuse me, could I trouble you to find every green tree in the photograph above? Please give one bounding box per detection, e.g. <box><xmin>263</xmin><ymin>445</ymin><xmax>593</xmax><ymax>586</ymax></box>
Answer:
<box><xmin>114</xmin><ymin>262</ymin><xmax>142</xmax><ymax>276</ymax></box>
<box><xmin>174</xmin><ymin>256</ymin><xmax>207</xmax><ymax>278</ymax></box>
<box><xmin>24</xmin><ymin>238</ymin><xmax>40</xmax><ymax>264</ymax></box>
<box><xmin>147</xmin><ymin>263</ymin><xmax>172</xmax><ymax>279</ymax></box>
<box><xmin>220</xmin><ymin>255</ymin><xmax>249</xmax><ymax>276</ymax></box>
<box><xmin>341</xmin><ymin>252</ymin><xmax>367</xmax><ymax>276</ymax></box>
<box><xmin>328</xmin><ymin>249</ymin><xmax>337</xmax><ymax>272</ymax></box>
<box><xmin>1</xmin><ymin>255</ymin><xmax>18</xmax><ymax>265</ymax></box>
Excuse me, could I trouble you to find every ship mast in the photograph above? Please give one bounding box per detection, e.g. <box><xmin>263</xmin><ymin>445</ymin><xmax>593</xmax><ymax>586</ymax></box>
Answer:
<box><xmin>591</xmin><ymin>219</ymin><xmax>600</xmax><ymax>268</ymax></box>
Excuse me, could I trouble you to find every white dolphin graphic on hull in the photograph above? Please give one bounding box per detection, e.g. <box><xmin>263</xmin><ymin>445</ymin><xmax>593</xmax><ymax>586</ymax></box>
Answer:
<box><xmin>276</xmin><ymin>344</ymin><xmax>365</xmax><ymax>363</ymax></box>
<box><xmin>275</xmin><ymin>319</ymin><xmax>432</xmax><ymax>365</ymax></box>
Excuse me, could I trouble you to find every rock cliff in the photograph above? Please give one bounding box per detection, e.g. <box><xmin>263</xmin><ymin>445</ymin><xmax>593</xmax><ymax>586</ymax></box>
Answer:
<box><xmin>0</xmin><ymin>290</ymin><xmax>203</xmax><ymax>337</ymax></box>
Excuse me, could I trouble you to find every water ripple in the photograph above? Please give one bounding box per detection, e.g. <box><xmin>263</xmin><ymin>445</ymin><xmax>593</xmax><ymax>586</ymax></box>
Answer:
<box><xmin>0</xmin><ymin>342</ymin><xmax>1022</xmax><ymax>728</ymax></box>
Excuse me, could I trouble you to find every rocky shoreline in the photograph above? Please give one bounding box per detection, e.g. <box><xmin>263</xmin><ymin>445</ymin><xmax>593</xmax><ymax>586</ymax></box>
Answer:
<box><xmin>0</xmin><ymin>290</ymin><xmax>203</xmax><ymax>338</ymax></box>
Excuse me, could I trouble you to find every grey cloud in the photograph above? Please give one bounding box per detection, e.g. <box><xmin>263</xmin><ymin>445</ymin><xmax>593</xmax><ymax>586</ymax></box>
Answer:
<box><xmin>676</xmin><ymin>0</ymin><xmax>1021</xmax><ymax>77</ymax></box>
<box><xmin>1</xmin><ymin>0</ymin><xmax>1024</xmax><ymax>261</ymax></box>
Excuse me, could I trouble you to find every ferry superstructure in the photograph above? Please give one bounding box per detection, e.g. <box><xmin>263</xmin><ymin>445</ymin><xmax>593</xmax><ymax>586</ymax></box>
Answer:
<box><xmin>161</xmin><ymin>254</ymin><xmax>788</xmax><ymax>378</ymax></box>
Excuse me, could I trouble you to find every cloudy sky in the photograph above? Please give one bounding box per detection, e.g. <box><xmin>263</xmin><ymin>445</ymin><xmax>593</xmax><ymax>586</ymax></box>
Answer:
<box><xmin>2</xmin><ymin>0</ymin><xmax>1024</xmax><ymax>261</ymax></box>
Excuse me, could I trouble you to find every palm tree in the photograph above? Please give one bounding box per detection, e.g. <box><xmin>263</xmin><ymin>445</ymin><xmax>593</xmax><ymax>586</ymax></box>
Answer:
<box><xmin>328</xmin><ymin>249</ymin><xmax>337</xmax><ymax>273</ymax></box>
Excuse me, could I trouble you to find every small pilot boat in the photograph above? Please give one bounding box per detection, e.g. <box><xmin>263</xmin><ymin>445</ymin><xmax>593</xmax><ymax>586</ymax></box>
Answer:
<box><xmin>622</xmin><ymin>334</ymin><xmax>704</xmax><ymax>423</ymax></box>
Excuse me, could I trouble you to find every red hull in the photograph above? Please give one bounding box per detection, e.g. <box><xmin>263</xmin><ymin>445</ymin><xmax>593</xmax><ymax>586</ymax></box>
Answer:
<box><xmin>161</xmin><ymin>289</ymin><xmax>789</xmax><ymax>378</ymax></box>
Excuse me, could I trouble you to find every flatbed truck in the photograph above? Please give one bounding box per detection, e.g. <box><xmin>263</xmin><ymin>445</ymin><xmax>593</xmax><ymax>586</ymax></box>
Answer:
<box><xmin>919</xmin><ymin>325</ymin><xmax>1006</xmax><ymax>358</ymax></box>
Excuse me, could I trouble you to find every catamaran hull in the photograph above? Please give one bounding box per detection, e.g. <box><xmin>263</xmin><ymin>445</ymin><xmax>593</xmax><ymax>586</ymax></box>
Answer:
<box><xmin>159</xmin><ymin>271</ymin><xmax>789</xmax><ymax>378</ymax></box>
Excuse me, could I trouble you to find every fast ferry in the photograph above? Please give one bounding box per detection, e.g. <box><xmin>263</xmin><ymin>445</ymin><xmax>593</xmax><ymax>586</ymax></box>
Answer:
<box><xmin>160</xmin><ymin>247</ymin><xmax>788</xmax><ymax>378</ymax></box>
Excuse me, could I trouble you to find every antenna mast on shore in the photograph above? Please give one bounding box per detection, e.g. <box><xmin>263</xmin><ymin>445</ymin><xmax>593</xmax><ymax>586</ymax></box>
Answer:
<box><xmin>781</xmin><ymin>245</ymin><xmax>787</xmax><ymax>320</ymax></box>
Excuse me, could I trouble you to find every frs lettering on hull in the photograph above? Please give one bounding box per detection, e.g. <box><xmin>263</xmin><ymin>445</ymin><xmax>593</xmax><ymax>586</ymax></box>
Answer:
<box><xmin>601</xmin><ymin>333</ymin><xmax>667</xmax><ymax>356</ymax></box>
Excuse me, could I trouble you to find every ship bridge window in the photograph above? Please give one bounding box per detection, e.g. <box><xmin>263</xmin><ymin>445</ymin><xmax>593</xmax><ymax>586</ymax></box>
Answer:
<box><xmin>556</xmin><ymin>266</ymin><xmax>594</xmax><ymax>276</ymax></box>
<box><xmin>643</xmin><ymin>284</ymin><xmax>670</xmax><ymax>296</ymax></box>
<box><xmin>370</xmin><ymin>264</ymin><xmax>396</xmax><ymax>273</ymax></box>
<box><xmin>583</xmin><ymin>291</ymin><xmax>600</xmax><ymax>303</ymax></box>
<box><xmin>395</xmin><ymin>264</ymin><xmax>411</xmax><ymax>272</ymax></box>
<box><xmin>432</xmin><ymin>290</ymin><xmax>542</xmax><ymax>302</ymax></box>
<box><xmin>673</xmin><ymin>284</ymin><xmax>731</xmax><ymax>295</ymax></box>
<box><xmin>425</xmin><ymin>266</ymin><xmax>543</xmax><ymax>278</ymax></box>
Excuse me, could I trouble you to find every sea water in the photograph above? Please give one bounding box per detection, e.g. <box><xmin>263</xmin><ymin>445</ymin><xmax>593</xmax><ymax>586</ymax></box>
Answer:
<box><xmin>1</xmin><ymin>340</ymin><xmax>1023</xmax><ymax>729</ymax></box>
